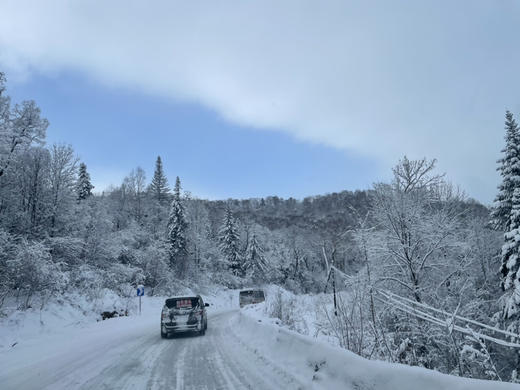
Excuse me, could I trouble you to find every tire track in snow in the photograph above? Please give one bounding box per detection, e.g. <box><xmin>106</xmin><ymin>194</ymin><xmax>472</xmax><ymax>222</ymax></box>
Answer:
<box><xmin>2</xmin><ymin>324</ymin><xmax>163</xmax><ymax>390</ymax></box>
<box><xmin>216</xmin><ymin>314</ymin><xmax>307</xmax><ymax>390</ymax></box>
<box><xmin>76</xmin><ymin>330</ymin><xmax>169</xmax><ymax>390</ymax></box>
<box><xmin>174</xmin><ymin>340</ymin><xmax>186</xmax><ymax>389</ymax></box>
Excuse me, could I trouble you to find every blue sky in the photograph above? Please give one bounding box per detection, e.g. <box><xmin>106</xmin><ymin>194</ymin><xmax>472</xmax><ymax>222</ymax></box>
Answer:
<box><xmin>7</xmin><ymin>72</ymin><xmax>377</xmax><ymax>199</ymax></box>
<box><xmin>2</xmin><ymin>0</ymin><xmax>520</xmax><ymax>203</ymax></box>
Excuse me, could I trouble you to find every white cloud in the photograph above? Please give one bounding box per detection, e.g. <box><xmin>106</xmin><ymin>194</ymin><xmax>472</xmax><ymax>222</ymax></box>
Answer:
<box><xmin>1</xmin><ymin>0</ymin><xmax>519</xmax><ymax>202</ymax></box>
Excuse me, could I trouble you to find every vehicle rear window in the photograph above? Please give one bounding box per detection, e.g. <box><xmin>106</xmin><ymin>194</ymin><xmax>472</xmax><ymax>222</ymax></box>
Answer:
<box><xmin>240</xmin><ymin>290</ymin><xmax>265</xmax><ymax>299</ymax></box>
<box><xmin>165</xmin><ymin>297</ymin><xmax>199</xmax><ymax>309</ymax></box>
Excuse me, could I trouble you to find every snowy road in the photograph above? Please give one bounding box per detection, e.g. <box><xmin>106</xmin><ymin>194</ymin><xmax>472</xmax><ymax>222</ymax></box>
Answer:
<box><xmin>1</xmin><ymin>303</ymin><xmax>518</xmax><ymax>390</ymax></box>
<box><xmin>1</xmin><ymin>310</ymin><xmax>303</xmax><ymax>390</ymax></box>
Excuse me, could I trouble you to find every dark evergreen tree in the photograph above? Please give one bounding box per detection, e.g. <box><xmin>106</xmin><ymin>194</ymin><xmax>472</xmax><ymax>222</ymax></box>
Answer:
<box><xmin>148</xmin><ymin>156</ymin><xmax>170</xmax><ymax>203</ymax></box>
<box><xmin>219</xmin><ymin>206</ymin><xmax>242</xmax><ymax>276</ymax></box>
<box><xmin>166</xmin><ymin>177</ymin><xmax>188</xmax><ymax>269</ymax></box>
<box><xmin>76</xmin><ymin>162</ymin><xmax>94</xmax><ymax>201</ymax></box>
<box><xmin>492</xmin><ymin>111</ymin><xmax>520</xmax><ymax>230</ymax></box>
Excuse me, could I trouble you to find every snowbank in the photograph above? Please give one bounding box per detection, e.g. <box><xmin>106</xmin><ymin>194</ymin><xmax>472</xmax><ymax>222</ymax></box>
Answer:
<box><xmin>0</xmin><ymin>289</ymin><xmax>140</xmax><ymax>351</ymax></box>
<box><xmin>0</xmin><ymin>287</ymin><xmax>237</xmax><ymax>354</ymax></box>
<box><xmin>235</xmin><ymin>308</ymin><xmax>518</xmax><ymax>390</ymax></box>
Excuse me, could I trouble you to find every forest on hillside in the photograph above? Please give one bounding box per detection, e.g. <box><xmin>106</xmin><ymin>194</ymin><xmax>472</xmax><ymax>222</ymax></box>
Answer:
<box><xmin>1</xmin><ymin>71</ymin><xmax>520</xmax><ymax>382</ymax></box>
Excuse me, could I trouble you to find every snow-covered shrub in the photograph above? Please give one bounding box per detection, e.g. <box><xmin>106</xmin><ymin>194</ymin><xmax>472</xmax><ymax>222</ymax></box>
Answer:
<box><xmin>8</xmin><ymin>239</ymin><xmax>68</xmax><ymax>309</ymax></box>
<box><xmin>104</xmin><ymin>263</ymin><xmax>145</xmax><ymax>296</ymax></box>
<box><xmin>318</xmin><ymin>288</ymin><xmax>375</xmax><ymax>357</ymax></box>
<box><xmin>268</xmin><ymin>288</ymin><xmax>298</xmax><ymax>330</ymax></box>
<box><xmin>45</xmin><ymin>236</ymin><xmax>84</xmax><ymax>266</ymax></box>
<box><xmin>138</xmin><ymin>242</ymin><xmax>170</xmax><ymax>295</ymax></box>
<box><xmin>0</xmin><ymin>229</ymin><xmax>18</xmax><ymax>307</ymax></box>
<box><xmin>70</xmin><ymin>264</ymin><xmax>105</xmax><ymax>301</ymax></box>
<box><xmin>460</xmin><ymin>337</ymin><xmax>501</xmax><ymax>381</ymax></box>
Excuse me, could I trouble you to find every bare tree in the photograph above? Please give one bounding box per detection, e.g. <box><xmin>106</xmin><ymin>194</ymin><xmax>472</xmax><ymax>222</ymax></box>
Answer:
<box><xmin>49</xmin><ymin>144</ymin><xmax>78</xmax><ymax>234</ymax></box>
<box><xmin>124</xmin><ymin>167</ymin><xmax>147</xmax><ymax>223</ymax></box>
<box><xmin>0</xmin><ymin>76</ymin><xmax>48</xmax><ymax>179</ymax></box>
<box><xmin>372</xmin><ymin>158</ymin><xmax>464</xmax><ymax>303</ymax></box>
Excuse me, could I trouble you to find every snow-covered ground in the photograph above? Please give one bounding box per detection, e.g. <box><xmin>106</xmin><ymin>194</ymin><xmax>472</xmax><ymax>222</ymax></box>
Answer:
<box><xmin>0</xmin><ymin>289</ymin><xmax>135</xmax><ymax>352</ymax></box>
<box><xmin>0</xmin><ymin>286</ymin><xmax>237</xmax><ymax>353</ymax></box>
<box><xmin>237</xmin><ymin>304</ymin><xmax>518</xmax><ymax>390</ymax></box>
<box><xmin>0</xmin><ymin>288</ymin><xmax>517</xmax><ymax>389</ymax></box>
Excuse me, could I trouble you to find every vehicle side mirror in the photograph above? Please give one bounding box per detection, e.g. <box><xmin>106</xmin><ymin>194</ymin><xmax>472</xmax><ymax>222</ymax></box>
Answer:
<box><xmin>205</xmin><ymin>303</ymin><xmax>210</xmax><ymax>307</ymax></box>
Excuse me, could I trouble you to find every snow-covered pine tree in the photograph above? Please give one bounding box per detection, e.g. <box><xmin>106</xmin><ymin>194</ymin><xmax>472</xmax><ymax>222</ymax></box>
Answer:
<box><xmin>148</xmin><ymin>156</ymin><xmax>170</xmax><ymax>203</ymax></box>
<box><xmin>76</xmin><ymin>162</ymin><xmax>94</xmax><ymax>201</ymax></box>
<box><xmin>244</xmin><ymin>233</ymin><xmax>268</xmax><ymax>282</ymax></box>
<box><xmin>219</xmin><ymin>206</ymin><xmax>242</xmax><ymax>276</ymax></box>
<box><xmin>166</xmin><ymin>177</ymin><xmax>188</xmax><ymax>270</ymax></box>
<box><xmin>501</xmin><ymin>187</ymin><xmax>520</xmax><ymax>322</ymax></box>
<box><xmin>492</xmin><ymin>111</ymin><xmax>520</xmax><ymax>230</ymax></box>
<box><xmin>500</xmin><ymin>186</ymin><xmax>520</xmax><ymax>381</ymax></box>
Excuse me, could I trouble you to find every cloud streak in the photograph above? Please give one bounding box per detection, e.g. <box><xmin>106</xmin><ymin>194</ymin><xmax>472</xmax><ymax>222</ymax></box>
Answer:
<box><xmin>1</xmin><ymin>0</ymin><xmax>520</xmax><ymax>202</ymax></box>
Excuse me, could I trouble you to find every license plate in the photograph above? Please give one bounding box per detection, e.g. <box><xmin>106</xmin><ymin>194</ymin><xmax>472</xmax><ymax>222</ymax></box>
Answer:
<box><xmin>177</xmin><ymin>315</ymin><xmax>188</xmax><ymax>324</ymax></box>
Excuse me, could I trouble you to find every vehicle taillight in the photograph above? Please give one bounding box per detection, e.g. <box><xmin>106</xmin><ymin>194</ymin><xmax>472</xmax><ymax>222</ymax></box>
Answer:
<box><xmin>162</xmin><ymin>309</ymin><xmax>169</xmax><ymax>320</ymax></box>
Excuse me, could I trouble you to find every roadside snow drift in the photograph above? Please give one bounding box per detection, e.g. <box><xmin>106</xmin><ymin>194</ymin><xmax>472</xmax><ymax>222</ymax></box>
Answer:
<box><xmin>232</xmin><ymin>310</ymin><xmax>519</xmax><ymax>390</ymax></box>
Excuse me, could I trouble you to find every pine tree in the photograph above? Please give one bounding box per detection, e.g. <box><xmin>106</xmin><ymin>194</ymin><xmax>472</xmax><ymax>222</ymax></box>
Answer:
<box><xmin>244</xmin><ymin>233</ymin><xmax>268</xmax><ymax>282</ymax></box>
<box><xmin>76</xmin><ymin>162</ymin><xmax>94</xmax><ymax>201</ymax></box>
<box><xmin>492</xmin><ymin>111</ymin><xmax>520</xmax><ymax>230</ymax></box>
<box><xmin>493</xmin><ymin>111</ymin><xmax>520</xmax><ymax>329</ymax></box>
<box><xmin>149</xmin><ymin>156</ymin><xmax>170</xmax><ymax>203</ymax></box>
<box><xmin>219</xmin><ymin>206</ymin><xmax>242</xmax><ymax>276</ymax></box>
<box><xmin>166</xmin><ymin>177</ymin><xmax>188</xmax><ymax>269</ymax></box>
<box><xmin>501</xmin><ymin>187</ymin><xmax>520</xmax><ymax>321</ymax></box>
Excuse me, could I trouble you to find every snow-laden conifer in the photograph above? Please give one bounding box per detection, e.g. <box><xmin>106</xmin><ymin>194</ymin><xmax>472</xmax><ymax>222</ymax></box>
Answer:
<box><xmin>244</xmin><ymin>233</ymin><xmax>268</xmax><ymax>282</ymax></box>
<box><xmin>501</xmin><ymin>187</ymin><xmax>520</xmax><ymax>321</ymax></box>
<box><xmin>166</xmin><ymin>177</ymin><xmax>188</xmax><ymax>269</ymax></box>
<box><xmin>219</xmin><ymin>206</ymin><xmax>242</xmax><ymax>276</ymax></box>
<box><xmin>76</xmin><ymin>162</ymin><xmax>94</xmax><ymax>201</ymax></box>
<box><xmin>492</xmin><ymin>111</ymin><xmax>520</xmax><ymax>230</ymax></box>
